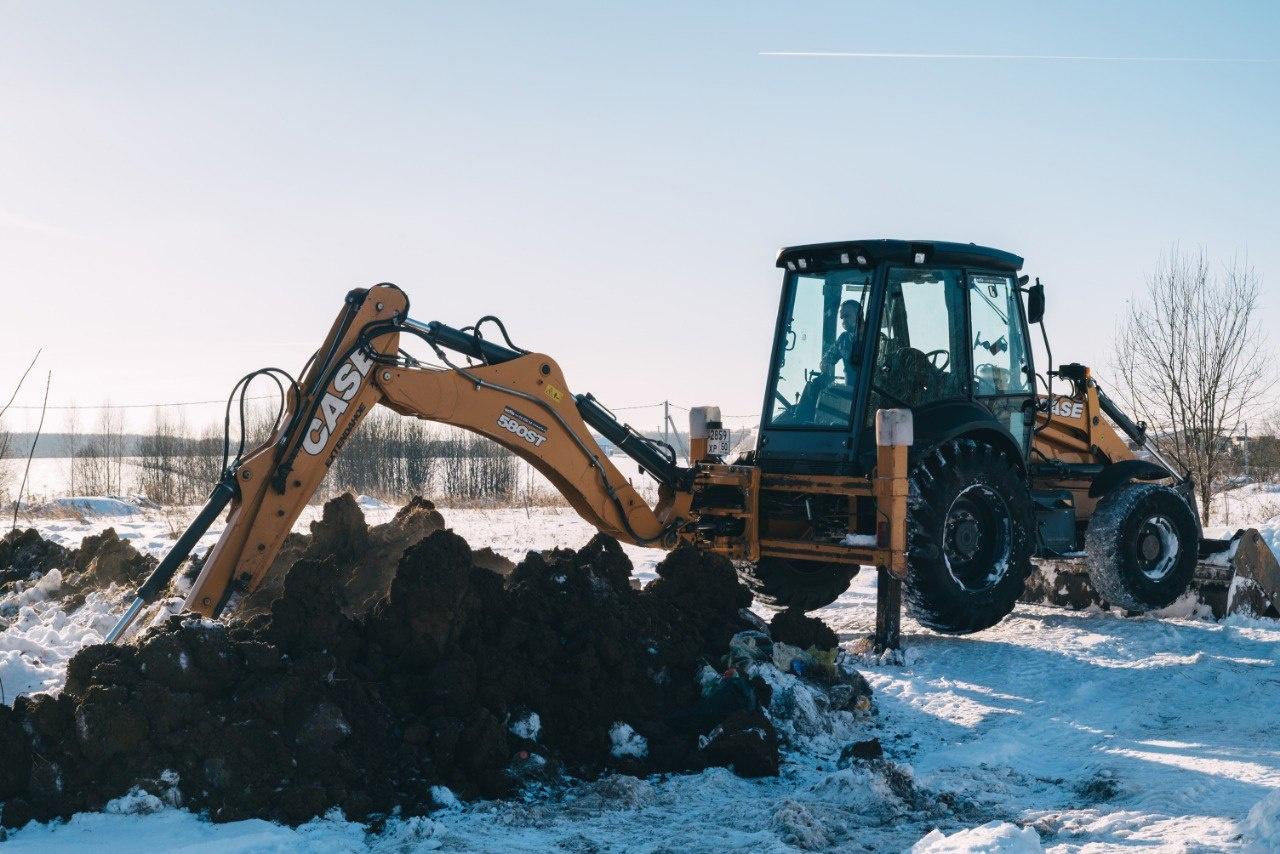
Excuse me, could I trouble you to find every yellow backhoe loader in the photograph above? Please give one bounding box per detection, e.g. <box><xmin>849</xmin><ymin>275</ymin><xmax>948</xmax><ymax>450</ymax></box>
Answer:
<box><xmin>105</xmin><ymin>239</ymin><xmax>1280</xmax><ymax>650</ymax></box>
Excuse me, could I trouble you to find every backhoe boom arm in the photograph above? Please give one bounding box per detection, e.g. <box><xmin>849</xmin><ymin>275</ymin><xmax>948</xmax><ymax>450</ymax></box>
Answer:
<box><xmin>109</xmin><ymin>285</ymin><xmax>690</xmax><ymax>639</ymax></box>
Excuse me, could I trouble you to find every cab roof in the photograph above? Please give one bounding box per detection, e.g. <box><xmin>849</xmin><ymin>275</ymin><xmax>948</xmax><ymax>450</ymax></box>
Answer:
<box><xmin>776</xmin><ymin>239</ymin><xmax>1023</xmax><ymax>274</ymax></box>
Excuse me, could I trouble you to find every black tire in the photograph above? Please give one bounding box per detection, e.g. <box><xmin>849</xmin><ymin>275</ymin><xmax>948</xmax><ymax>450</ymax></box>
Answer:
<box><xmin>1084</xmin><ymin>483</ymin><xmax>1198</xmax><ymax>612</ymax></box>
<box><xmin>737</xmin><ymin>558</ymin><xmax>858</xmax><ymax>611</ymax></box>
<box><xmin>905</xmin><ymin>439</ymin><xmax>1035</xmax><ymax>634</ymax></box>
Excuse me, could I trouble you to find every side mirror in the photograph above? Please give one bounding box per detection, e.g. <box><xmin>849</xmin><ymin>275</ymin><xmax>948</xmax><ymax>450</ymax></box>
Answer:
<box><xmin>1027</xmin><ymin>279</ymin><xmax>1045</xmax><ymax>325</ymax></box>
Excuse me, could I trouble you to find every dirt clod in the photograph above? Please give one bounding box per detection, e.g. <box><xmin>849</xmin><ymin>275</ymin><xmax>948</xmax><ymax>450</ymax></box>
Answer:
<box><xmin>842</xmin><ymin>737</ymin><xmax>884</xmax><ymax>761</ymax></box>
<box><xmin>699</xmin><ymin>708</ymin><xmax>780</xmax><ymax>777</ymax></box>
<box><xmin>769</xmin><ymin>608</ymin><xmax>838</xmax><ymax>651</ymax></box>
<box><xmin>0</xmin><ymin>529</ymin><xmax>70</xmax><ymax>586</ymax></box>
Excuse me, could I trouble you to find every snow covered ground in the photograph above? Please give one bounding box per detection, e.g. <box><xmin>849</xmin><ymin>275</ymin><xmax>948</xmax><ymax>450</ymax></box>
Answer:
<box><xmin>1</xmin><ymin>491</ymin><xmax>1278</xmax><ymax>851</ymax></box>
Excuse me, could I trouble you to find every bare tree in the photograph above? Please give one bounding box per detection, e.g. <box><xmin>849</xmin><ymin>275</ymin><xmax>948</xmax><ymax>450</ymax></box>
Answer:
<box><xmin>12</xmin><ymin>372</ymin><xmax>51</xmax><ymax>531</ymax></box>
<box><xmin>1247</xmin><ymin>413</ymin><xmax>1280</xmax><ymax>484</ymax></box>
<box><xmin>136</xmin><ymin>408</ymin><xmax>191</xmax><ymax>504</ymax></box>
<box><xmin>72</xmin><ymin>403</ymin><xmax>128</xmax><ymax>496</ymax></box>
<box><xmin>0</xmin><ymin>413</ymin><xmax>10</xmax><ymax>503</ymax></box>
<box><xmin>331</xmin><ymin>409</ymin><xmax>438</xmax><ymax>500</ymax></box>
<box><xmin>439</xmin><ymin>431</ymin><xmax>518</xmax><ymax>502</ymax></box>
<box><xmin>0</xmin><ymin>421</ymin><xmax>8</xmax><ymax>502</ymax></box>
<box><xmin>62</xmin><ymin>404</ymin><xmax>80</xmax><ymax>496</ymax></box>
<box><xmin>0</xmin><ymin>350</ymin><xmax>42</xmax><ymax>503</ymax></box>
<box><xmin>174</xmin><ymin>422</ymin><xmax>224</xmax><ymax>502</ymax></box>
<box><xmin>1112</xmin><ymin>247</ymin><xmax>1273</xmax><ymax>523</ymax></box>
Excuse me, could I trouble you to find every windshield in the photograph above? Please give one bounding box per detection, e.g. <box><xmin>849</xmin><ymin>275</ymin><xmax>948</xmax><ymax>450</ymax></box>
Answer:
<box><xmin>768</xmin><ymin>269</ymin><xmax>871</xmax><ymax>427</ymax></box>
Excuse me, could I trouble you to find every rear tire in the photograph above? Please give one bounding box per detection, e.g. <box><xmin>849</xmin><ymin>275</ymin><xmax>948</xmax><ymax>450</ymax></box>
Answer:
<box><xmin>1085</xmin><ymin>483</ymin><xmax>1198</xmax><ymax>612</ymax></box>
<box><xmin>905</xmin><ymin>439</ymin><xmax>1035</xmax><ymax>634</ymax></box>
<box><xmin>737</xmin><ymin>558</ymin><xmax>857</xmax><ymax>612</ymax></box>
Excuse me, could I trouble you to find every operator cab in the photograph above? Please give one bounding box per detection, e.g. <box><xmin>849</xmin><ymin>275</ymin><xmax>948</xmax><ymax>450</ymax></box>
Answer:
<box><xmin>758</xmin><ymin>240</ymin><xmax>1035</xmax><ymax>472</ymax></box>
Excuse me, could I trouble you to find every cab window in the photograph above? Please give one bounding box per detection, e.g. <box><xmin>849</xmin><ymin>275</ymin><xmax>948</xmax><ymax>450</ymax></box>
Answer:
<box><xmin>968</xmin><ymin>274</ymin><xmax>1031</xmax><ymax>396</ymax></box>
<box><xmin>968</xmin><ymin>272</ymin><xmax>1033</xmax><ymax>449</ymax></box>
<box><xmin>768</xmin><ymin>270</ymin><xmax>871</xmax><ymax>427</ymax></box>
<box><xmin>869</xmin><ymin>267</ymin><xmax>968</xmax><ymax>412</ymax></box>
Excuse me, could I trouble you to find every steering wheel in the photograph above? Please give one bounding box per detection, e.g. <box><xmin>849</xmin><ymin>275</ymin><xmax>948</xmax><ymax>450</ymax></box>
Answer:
<box><xmin>923</xmin><ymin>349</ymin><xmax>950</xmax><ymax>371</ymax></box>
<box><xmin>895</xmin><ymin>347</ymin><xmax>933</xmax><ymax>377</ymax></box>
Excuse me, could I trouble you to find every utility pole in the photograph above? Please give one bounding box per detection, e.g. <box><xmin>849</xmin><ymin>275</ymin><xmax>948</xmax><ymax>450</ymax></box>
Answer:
<box><xmin>660</xmin><ymin>400</ymin><xmax>689</xmax><ymax>464</ymax></box>
<box><xmin>1244</xmin><ymin>422</ymin><xmax>1251</xmax><ymax>480</ymax></box>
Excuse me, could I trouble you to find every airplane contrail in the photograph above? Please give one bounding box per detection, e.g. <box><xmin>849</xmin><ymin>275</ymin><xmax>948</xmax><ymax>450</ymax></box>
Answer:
<box><xmin>760</xmin><ymin>51</ymin><xmax>1274</xmax><ymax>64</ymax></box>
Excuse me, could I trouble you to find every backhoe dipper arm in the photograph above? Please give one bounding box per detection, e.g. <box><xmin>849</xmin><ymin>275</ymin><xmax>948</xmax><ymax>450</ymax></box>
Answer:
<box><xmin>375</xmin><ymin>339</ymin><xmax>689</xmax><ymax>547</ymax></box>
<box><xmin>107</xmin><ymin>284</ymin><xmax>689</xmax><ymax>640</ymax></box>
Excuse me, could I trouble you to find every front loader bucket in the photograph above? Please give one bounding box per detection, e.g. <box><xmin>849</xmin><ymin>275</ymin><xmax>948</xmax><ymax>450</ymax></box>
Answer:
<box><xmin>1204</xmin><ymin>529</ymin><xmax>1280</xmax><ymax>619</ymax></box>
<box><xmin>1021</xmin><ymin>528</ymin><xmax>1280</xmax><ymax>620</ymax></box>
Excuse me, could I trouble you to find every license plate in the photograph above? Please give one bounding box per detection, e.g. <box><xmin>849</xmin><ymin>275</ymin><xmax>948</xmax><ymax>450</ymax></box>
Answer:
<box><xmin>707</xmin><ymin>428</ymin><xmax>731</xmax><ymax>457</ymax></box>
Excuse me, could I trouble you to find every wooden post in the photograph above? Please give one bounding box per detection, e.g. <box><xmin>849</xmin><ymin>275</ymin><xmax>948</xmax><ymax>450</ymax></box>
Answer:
<box><xmin>873</xmin><ymin>408</ymin><xmax>912</xmax><ymax>654</ymax></box>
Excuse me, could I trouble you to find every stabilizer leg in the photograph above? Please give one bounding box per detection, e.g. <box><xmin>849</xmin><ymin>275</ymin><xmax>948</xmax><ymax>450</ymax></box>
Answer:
<box><xmin>874</xmin><ymin>564</ymin><xmax>902</xmax><ymax>653</ymax></box>
<box><xmin>872</xmin><ymin>408</ymin><xmax>911</xmax><ymax>655</ymax></box>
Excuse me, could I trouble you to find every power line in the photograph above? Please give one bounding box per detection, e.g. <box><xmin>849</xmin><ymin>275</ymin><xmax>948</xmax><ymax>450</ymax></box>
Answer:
<box><xmin>3</xmin><ymin>395</ymin><xmax>278</xmax><ymax>411</ymax></box>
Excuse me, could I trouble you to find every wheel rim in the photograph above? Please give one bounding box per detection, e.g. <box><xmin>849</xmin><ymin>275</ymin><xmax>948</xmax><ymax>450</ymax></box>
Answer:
<box><xmin>942</xmin><ymin>484</ymin><xmax>1012</xmax><ymax>592</ymax></box>
<box><xmin>1136</xmin><ymin>515</ymin><xmax>1179</xmax><ymax>581</ymax></box>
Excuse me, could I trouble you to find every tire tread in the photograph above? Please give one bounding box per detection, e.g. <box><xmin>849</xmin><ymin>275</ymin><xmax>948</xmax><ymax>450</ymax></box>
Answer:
<box><xmin>904</xmin><ymin>438</ymin><xmax>1035</xmax><ymax>634</ymax></box>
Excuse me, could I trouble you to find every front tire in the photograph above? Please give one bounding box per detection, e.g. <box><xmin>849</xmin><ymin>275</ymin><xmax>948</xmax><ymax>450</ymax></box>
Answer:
<box><xmin>737</xmin><ymin>558</ymin><xmax>857</xmax><ymax>612</ymax></box>
<box><xmin>905</xmin><ymin>439</ymin><xmax>1035</xmax><ymax>634</ymax></box>
<box><xmin>1084</xmin><ymin>483</ymin><xmax>1198</xmax><ymax>612</ymax></box>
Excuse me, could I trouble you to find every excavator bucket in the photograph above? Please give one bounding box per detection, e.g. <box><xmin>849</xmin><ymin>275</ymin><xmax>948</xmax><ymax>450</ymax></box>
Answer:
<box><xmin>1021</xmin><ymin>528</ymin><xmax>1280</xmax><ymax>620</ymax></box>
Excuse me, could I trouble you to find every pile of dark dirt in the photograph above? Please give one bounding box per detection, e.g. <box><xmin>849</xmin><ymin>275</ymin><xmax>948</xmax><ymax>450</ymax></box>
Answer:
<box><xmin>769</xmin><ymin>608</ymin><xmax>839</xmax><ymax>652</ymax></box>
<box><xmin>0</xmin><ymin>528</ymin><xmax>155</xmax><ymax>620</ymax></box>
<box><xmin>233</xmin><ymin>494</ymin><xmax>510</xmax><ymax>618</ymax></box>
<box><xmin>60</xmin><ymin>529</ymin><xmax>157</xmax><ymax>610</ymax></box>
<box><xmin>0</xmin><ymin>513</ymin><xmax>812</xmax><ymax>827</ymax></box>
<box><xmin>0</xmin><ymin>529</ymin><xmax>72</xmax><ymax>587</ymax></box>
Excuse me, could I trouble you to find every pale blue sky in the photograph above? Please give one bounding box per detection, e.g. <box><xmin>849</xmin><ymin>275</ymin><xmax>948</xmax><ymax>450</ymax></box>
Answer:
<box><xmin>1</xmin><ymin>2</ymin><xmax>1276</xmax><ymax>431</ymax></box>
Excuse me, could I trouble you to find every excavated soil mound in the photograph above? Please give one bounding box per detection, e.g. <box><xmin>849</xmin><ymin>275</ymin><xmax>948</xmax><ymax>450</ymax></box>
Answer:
<box><xmin>0</xmin><ymin>529</ymin><xmax>72</xmax><ymax>587</ymax></box>
<box><xmin>0</xmin><ymin>527</ymin><xmax>790</xmax><ymax>827</ymax></box>
<box><xmin>60</xmin><ymin>529</ymin><xmax>157</xmax><ymax>610</ymax></box>
<box><xmin>235</xmin><ymin>494</ymin><xmax>463</xmax><ymax>617</ymax></box>
<box><xmin>0</xmin><ymin>528</ymin><xmax>155</xmax><ymax>622</ymax></box>
<box><xmin>770</xmin><ymin>608</ymin><xmax>839</xmax><ymax>652</ymax></box>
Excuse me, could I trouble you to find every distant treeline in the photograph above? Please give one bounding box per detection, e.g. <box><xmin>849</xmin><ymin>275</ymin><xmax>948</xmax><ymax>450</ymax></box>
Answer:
<box><xmin>2</xmin><ymin>432</ymin><xmax>157</xmax><ymax>459</ymax></box>
<box><xmin>15</xmin><ymin>410</ymin><xmax>522</xmax><ymax>505</ymax></box>
<box><xmin>3</xmin><ymin>408</ymin><xmax>758</xmax><ymax>507</ymax></box>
